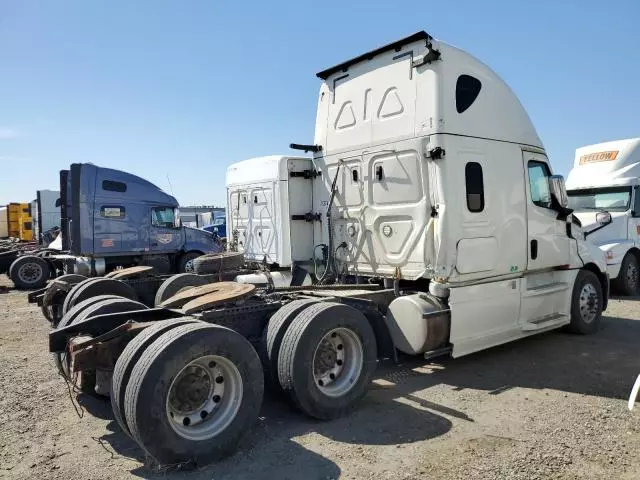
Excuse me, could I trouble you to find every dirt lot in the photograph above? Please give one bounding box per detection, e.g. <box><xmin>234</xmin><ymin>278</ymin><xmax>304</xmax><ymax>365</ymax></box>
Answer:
<box><xmin>1</xmin><ymin>277</ymin><xmax>640</xmax><ymax>480</ymax></box>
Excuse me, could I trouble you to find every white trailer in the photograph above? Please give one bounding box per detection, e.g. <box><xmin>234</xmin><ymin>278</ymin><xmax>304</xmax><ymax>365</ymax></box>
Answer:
<box><xmin>33</xmin><ymin>190</ymin><xmax>61</xmax><ymax>243</ymax></box>
<box><xmin>50</xmin><ymin>31</ymin><xmax>610</xmax><ymax>467</ymax></box>
<box><xmin>566</xmin><ymin>139</ymin><xmax>640</xmax><ymax>295</ymax></box>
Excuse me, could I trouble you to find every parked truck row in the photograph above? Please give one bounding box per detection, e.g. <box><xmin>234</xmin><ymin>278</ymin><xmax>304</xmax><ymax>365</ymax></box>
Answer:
<box><xmin>2</xmin><ymin>163</ymin><xmax>224</xmax><ymax>289</ymax></box>
<box><xmin>35</xmin><ymin>31</ymin><xmax>627</xmax><ymax>468</ymax></box>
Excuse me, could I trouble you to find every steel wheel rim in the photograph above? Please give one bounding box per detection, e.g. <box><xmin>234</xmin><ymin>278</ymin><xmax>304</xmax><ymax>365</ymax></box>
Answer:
<box><xmin>18</xmin><ymin>263</ymin><xmax>43</xmax><ymax>284</ymax></box>
<box><xmin>626</xmin><ymin>262</ymin><xmax>638</xmax><ymax>289</ymax></box>
<box><xmin>312</xmin><ymin>327</ymin><xmax>363</xmax><ymax>398</ymax></box>
<box><xmin>579</xmin><ymin>283</ymin><xmax>598</xmax><ymax>323</ymax></box>
<box><xmin>166</xmin><ymin>355</ymin><xmax>243</xmax><ymax>441</ymax></box>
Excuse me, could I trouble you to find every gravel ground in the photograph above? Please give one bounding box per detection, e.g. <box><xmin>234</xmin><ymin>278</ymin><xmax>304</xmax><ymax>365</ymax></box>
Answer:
<box><xmin>1</xmin><ymin>275</ymin><xmax>640</xmax><ymax>480</ymax></box>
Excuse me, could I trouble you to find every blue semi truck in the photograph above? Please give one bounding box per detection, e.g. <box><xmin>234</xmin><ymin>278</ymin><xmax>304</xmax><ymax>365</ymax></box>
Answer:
<box><xmin>7</xmin><ymin>163</ymin><xmax>221</xmax><ymax>289</ymax></box>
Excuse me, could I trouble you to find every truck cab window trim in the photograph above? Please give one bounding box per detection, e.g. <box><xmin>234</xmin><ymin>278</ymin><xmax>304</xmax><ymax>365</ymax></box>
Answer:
<box><xmin>102</xmin><ymin>180</ymin><xmax>127</xmax><ymax>193</ymax></box>
<box><xmin>465</xmin><ymin>162</ymin><xmax>485</xmax><ymax>212</ymax></box>
<box><xmin>527</xmin><ymin>160</ymin><xmax>553</xmax><ymax>209</ymax></box>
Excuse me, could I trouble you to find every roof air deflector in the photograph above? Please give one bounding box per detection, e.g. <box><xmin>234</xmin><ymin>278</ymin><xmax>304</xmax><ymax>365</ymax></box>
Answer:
<box><xmin>316</xmin><ymin>31</ymin><xmax>434</xmax><ymax>80</ymax></box>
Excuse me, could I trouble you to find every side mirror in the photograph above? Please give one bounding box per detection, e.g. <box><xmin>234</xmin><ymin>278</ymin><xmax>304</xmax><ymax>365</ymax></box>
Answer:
<box><xmin>548</xmin><ymin>175</ymin><xmax>568</xmax><ymax>208</ymax></box>
<box><xmin>585</xmin><ymin>210</ymin><xmax>613</xmax><ymax>238</ymax></box>
<box><xmin>596</xmin><ymin>211</ymin><xmax>612</xmax><ymax>226</ymax></box>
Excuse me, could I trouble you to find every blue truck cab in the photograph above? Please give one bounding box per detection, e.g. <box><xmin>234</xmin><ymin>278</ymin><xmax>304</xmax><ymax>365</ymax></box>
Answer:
<box><xmin>59</xmin><ymin>163</ymin><xmax>220</xmax><ymax>275</ymax></box>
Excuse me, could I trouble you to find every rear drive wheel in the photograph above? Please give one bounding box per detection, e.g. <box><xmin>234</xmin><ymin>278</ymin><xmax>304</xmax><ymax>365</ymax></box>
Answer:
<box><xmin>154</xmin><ymin>273</ymin><xmax>209</xmax><ymax>307</ymax></box>
<box><xmin>9</xmin><ymin>255</ymin><xmax>51</xmax><ymax>290</ymax></box>
<box><xmin>568</xmin><ymin>270</ymin><xmax>603</xmax><ymax>334</ymax></box>
<box><xmin>111</xmin><ymin>318</ymin><xmax>200</xmax><ymax>437</ymax></box>
<box><xmin>277</xmin><ymin>302</ymin><xmax>377</xmax><ymax>420</ymax></box>
<box><xmin>124</xmin><ymin>323</ymin><xmax>264</xmax><ymax>465</ymax></box>
<box><xmin>262</xmin><ymin>299</ymin><xmax>318</xmax><ymax>388</ymax></box>
<box><xmin>612</xmin><ymin>253</ymin><xmax>639</xmax><ymax>296</ymax></box>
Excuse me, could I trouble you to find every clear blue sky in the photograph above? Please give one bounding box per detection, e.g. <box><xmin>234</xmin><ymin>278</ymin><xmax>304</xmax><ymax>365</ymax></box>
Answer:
<box><xmin>1</xmin><ymin>0</ymin><xmax>638</xmax><ymax>206</ymax></box>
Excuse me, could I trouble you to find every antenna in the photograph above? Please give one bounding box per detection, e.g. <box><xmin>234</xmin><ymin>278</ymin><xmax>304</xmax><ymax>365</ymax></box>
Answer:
<box><xmin>166</xmin><ymin>174</ymin><xmax>175</xmax><ymax>196</ymax></box>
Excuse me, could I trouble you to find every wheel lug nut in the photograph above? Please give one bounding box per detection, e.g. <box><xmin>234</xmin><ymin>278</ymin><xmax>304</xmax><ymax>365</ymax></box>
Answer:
<box><xmin>337</xmin><ymin>359</ymin><xmax>343</xmax><ymax>366</ymax></box>
<box><xmin>337</xmin><ymin>344</ymin><xmax>343</xmax><ymax>350</ymax></box>
<box><xmin>331</xmin><ymin>332</ymin><xmax>337</xmax><ymax>338</ymax></box>
<box><xmin>200</xmin><ymin>410</ymin><xmax>208</xmax><ymax>419</ymax></box>
<box><xmin>208</xmin><ymin>361</ymin><xmax>216</xmax><ymax>368</ymax></box>
<box><xmin>183</xmin><ymin>417</ymin><xmax>191</xmax><ymax>426</ymax></box>
<box><xmin>213</xmin><ymin>395</ymin><xmax>221</xmax><ymax>403</ymax></box>
<box><xmin>215</xmin><ymin>376</ymin><xmax>224</xmax><ymax>384</ymax></box>
<box><xmin>318</xmin><ymin>380</ymin><xmax>324</xmax><ymax>386</ymax></box>
<box><xmin>329</xmin><ymin>373</ymin><xmax>336</xmax><ymax>380</ymax></box>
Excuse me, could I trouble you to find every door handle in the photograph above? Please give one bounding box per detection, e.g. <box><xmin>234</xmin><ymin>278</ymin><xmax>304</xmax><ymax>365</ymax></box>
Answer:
<box><xmin>530</xmin><ymin>239</ymin><xmax>538</xmax><ymax>260</ymax></box>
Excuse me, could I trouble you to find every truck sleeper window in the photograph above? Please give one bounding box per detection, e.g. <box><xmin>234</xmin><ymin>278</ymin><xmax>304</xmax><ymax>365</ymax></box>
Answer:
<box><xmin>102</xmin><ymin>180</ymin><xmax>127</xmax><ymax>193</ymax></box>
<box><xmin>528</xmin><ymin>161</ymin><xmax>552</xmax><ymax>209</ymax></box>
<box><xmin>465</xmin><ymin>162</ymin><xmax>485</xmax><ymax>212</ymax></box>
<box><xmin>152</xmin><ymin>207</ymin><xmax>177</xmax><ymax>228</ymax></box>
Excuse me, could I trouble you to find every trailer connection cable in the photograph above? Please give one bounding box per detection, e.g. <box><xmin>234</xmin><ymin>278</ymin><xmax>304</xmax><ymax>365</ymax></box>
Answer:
<box><xmin>317</xmin><ymin>162</ymin><xmax>343</xmax><ymax>284</ymax></box>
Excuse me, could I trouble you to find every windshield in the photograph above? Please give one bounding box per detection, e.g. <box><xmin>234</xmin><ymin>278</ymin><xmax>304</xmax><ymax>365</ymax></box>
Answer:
<box><xmin>567</xmin><ymin>186</ymin><xmax>631</xmax><ymax>212</ymax></box>
<box><xmin>211</xmin><ymin>218</ymin><xmax>225</xmax><ymax>226</ymax></box>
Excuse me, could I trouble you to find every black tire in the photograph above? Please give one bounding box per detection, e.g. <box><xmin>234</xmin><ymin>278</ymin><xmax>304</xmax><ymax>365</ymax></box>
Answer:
<box><xmin>612</xmin><ymin>253</ymin><xmax>639</xmax><ymax>296</ymax></box>
<box><xmin>72</xmin><ymin>297</ymin><xmax>148</xmax><ymax>325</ymax></box>
<box><xmin>154</xmin><ymin>273</ymin><xmax>209</xmax><ymax>307</ymax></box>
<box><xmin>57</xmin><ymin>295</ymin><xmax>125</xmax><ymax>330</ymax></box>
<box><xmin>567</xmin><ymin>270</ymin><xmax>603</xmax><ymax>335</ymax></box>
<box><xmin>9</xmin><ymin>255</ymin><xmax>51</xmax><ymax>289</ymax></box>
<box><xmin>277</xmin><ymin>302</ymin><xmax>377</xmax><ymax>420</ymax></box>
<box><xmin>57</xmin><ymin>297</ymin><xmax>149</xmax><ymax>396</ymax></box>
<box><xmin>124</xmin><ymin>323</ymin><xmax>264</xmax><ymax>465</ymax></box>
<box><xmin>193</xmin><ymin>252</ymin><xmax>244</xmax><ymax>275</ymax></box>
<box><xmin>63</xmin><ymin>278</ymin><xmax>138</xmax><ymax>315</ymax></box>
<box><xmin>42</xmin><ymin>274</ymin><xmax>87</xmax><ymax>325</ymax></box>
<box><xmin>178</xmin><ymin>252</ymin><xmax>203</xmax><ymax>274</ymax></box>
<box><xmin>262</xmin><ymin>299</ymin><xmax>318</xmax><ymax>387</ymax></box>
<box><xmin>62</xmin><ymin>278</ymin><xmax>102</xmax><ymax>315</ymax></box>
<box><xmin>111</xmin><ymin>318</ymin><xmax>199</xmax><ymax>438</ymax></box>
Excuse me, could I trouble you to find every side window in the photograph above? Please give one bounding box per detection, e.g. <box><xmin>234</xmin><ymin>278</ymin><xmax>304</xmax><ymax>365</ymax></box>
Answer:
<box><xmin>100</xmin><ymin>206</ymin><xmax>125</xmax><ymax>219</ymax></box>
<box><xmin>465</xmin><ymin>162</ymin><xmax>484</xmax><ymax>212</ymax></box>
<box><xmin>456</xmin><ymin>75</ymin><xmax>482</xmax><ymax>114</ymax></box>
<box><xmin>152</xmin><ymin>207</ymin><xmax>177</xmax><ymax>228</ymax></box>
<box><xmin>528</xmin><ymin>161</ymin><xmax>552</xmax><ymax>208</ymax></box>
<box><xmin>634</xmin><ymin>188</ymin><xmax>640</xmax><ymax>216</ymax></box>
<box><xmin>102</xmin><ymin>180</ymin><xmax>127</xmax><ymax>193</ymax></box>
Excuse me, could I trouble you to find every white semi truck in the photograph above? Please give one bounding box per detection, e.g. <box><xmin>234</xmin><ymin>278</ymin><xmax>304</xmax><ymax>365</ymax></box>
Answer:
<box><xmin>52</xmin><ymin>31</ymin><xmax>609</xmax><ymax>466</ymax></box>
<box><xmin>566</xmin><ymin>138</ymin><xmax>640</xmax><ymax>295</ymax></box>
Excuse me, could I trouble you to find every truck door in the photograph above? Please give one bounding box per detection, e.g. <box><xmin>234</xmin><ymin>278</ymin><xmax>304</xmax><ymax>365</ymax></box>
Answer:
<box><xmin>149</xmin><ymin>206</ymin><xmax>182</xmax><ymax>254</ymax></box>
<box><xmin>520</xmin><ymin>151</ymin><xmax>571</xmax><ymax>327</ymax></box>
<box><xmin>523</xmin><ymin>152</ymin><xmax>571</xmax><ymax>271</ymax></box>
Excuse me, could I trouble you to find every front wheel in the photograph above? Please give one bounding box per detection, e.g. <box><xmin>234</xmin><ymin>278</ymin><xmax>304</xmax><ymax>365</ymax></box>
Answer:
<box><xmin>612</xmin><ymin>253</ymin><xmax>639</xmax><ymax>296</ymax></box>
<box><xmin>178</xmin><ymin>252</ymin><xmax>202</xmax><ymax>273</ymax></box>
<box><xmin>567</xmin><ymin>270</ymin><xmax>603</xmax><ymax>335</ymax></box>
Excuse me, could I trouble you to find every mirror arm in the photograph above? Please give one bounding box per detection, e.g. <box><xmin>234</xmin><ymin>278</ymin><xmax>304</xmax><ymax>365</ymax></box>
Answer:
<box><xmin>584</xmin><ymin>222</ymin><xmax>611</xmax><ymax>238</ymax></box>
